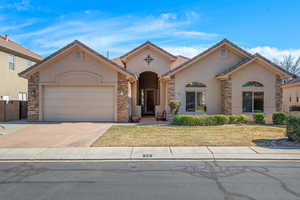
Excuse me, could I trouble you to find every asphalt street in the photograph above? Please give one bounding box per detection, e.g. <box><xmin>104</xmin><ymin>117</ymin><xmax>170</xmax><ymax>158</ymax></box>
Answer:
<box><xmin>0</xmin><ymin>161</ymin><xmax>300</xmax><ymax>200</ymax></box>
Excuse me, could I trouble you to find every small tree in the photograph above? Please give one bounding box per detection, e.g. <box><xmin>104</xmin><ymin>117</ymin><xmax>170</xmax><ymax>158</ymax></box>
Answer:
<box><xmin>274</xmin><ymin>54</ymin><xmax>300</xmax><ymax>76</ymax></box>
<box><xmin>169</xmin><ymin>100</ymin><xmax>181</xmax><ymax>115</ymax></box>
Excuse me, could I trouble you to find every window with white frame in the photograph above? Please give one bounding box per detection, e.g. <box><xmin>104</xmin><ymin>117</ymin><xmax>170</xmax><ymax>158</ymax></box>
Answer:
<box><xmin>8</xmin><ymin>54</ymin><xmax>15</xmax><ymax>70</ymax></box>
<box><xmin>18</xmin><ymin>92</ymin><xmax>27</xmax><ymax>101</ymax></box>
<box><xmin>242</xmin><ymin>81</ymin><xmax>264</xmax><ymax>113</ymax></box>
<box><xmin>185</xmin><ymin>82</ymin><xmax>207</xmax><ymax>112</ymax></box>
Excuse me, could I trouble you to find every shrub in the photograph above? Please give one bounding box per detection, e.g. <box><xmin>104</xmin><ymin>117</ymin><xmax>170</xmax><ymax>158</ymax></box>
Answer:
<box><xmin>286</xmin><ymin>114</ymin><xmax>300</xmax><ymax>142</ymax></box>
<box><xmin>272</xmin><ymin>112</ymin><xmax>288</xmax><ymax>125</ymax></box>
<box><xmin>172</xmin><ymin>114</ymin><xmax>249</xmax><ymax>126</ymax></box>
<box><xmin>169</xmin><ymin>100</ymin><xmax>181</xmax><ymax>115</ymax></box>
<box><xmin>211</xmin><ymin>115</ymin><xmax>229</xmax><ymax>125</ymax></box>
<box><xmin>253</xmin><ymin>113</ymin><xmax>265</xmax><ymax>124</ymax></box>
<box><xmin>233</xmin><ymin>114</ymin><xmax>249</xmax><ymax>124</ymax></box>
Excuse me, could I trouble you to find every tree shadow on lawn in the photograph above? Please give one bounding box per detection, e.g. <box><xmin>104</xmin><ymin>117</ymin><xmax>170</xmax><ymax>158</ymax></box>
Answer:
<box><xmin>253</xmin><ymin>138</ymin><xmax>300</xmax><ymax>149</ymax></box>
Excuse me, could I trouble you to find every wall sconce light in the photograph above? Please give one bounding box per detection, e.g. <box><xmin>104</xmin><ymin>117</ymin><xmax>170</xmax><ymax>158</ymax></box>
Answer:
<box><xmin>31</xmin><ymin>89</ymin><xmax>36</xmax><ymax>97</ymax></box>
<box><xmin>120</xmin><ymin>91</ymin><xmax>124</xmax><ymax>96</ymax></box>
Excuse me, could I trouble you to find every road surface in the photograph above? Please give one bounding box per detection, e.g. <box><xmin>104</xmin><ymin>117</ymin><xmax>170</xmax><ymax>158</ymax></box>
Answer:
<box><xmin>0</xmin><ymin>161</ymin><xmax>300</xmax><ymax>200</ymax></box>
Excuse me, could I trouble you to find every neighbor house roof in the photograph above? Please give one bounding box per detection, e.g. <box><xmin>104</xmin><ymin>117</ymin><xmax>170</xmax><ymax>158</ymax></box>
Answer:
<box><xmin>0</xmin><ymin>35</ymin><xmax>43</xmax><ymax>62</ymax></box>
<box><xmin>19</xmin><ymin>40</ymin><xmax>135</xmax><ymax>78</ymax></box>
<box><xmin>216</xmin><ymin>53</ymin><xmax>294</xmax><ymax>79</ymax></box>
<box><xmin>283</xmin><ymin>76</ymin><xmax>300</xmax><ymax>88</ymax></box>
<box><xmin>162</xmin><ymin>39</ymin><xmax>253</xmax><ymax>77</ymax></box>
<box><xmin>120</xmin><ymin>41</ymin><xmax>177</xmax><ymax>61</ymax></box>
<box><xmin>286</xmin><ymin>76</ymin><xmax>300</xmax><ymax>85</ymax></box>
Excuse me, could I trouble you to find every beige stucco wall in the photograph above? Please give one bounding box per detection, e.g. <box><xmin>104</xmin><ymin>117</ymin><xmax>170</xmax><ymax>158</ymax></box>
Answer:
<box><xmin>283</xmin><ymin>85</ymin><xmax>300</xmax><ymax>112</ymax></box>
<box><xmin>175</xmin><ymin>48</ymin><xmax>242</xmax><ymax>114</ymax></box>
<box><xmin>231</xmin><ymin>62</ymin><xmax>277</xmax><ymax>120</ymax></box>
<box><xmin>39</xmin><ymin>48</ymin><xmax>117</xmax><ymax>84</ymax></box>
<box><xmin>125</xmin><ymin>48</ymin><xmax>172</xmax><ymax>76</ymax></box>
<box><xmin>38</xmin><ymin>47</ymin><xmax>120</xmax><ymax>121</ymax></box>
<box><xmin>0</xmin><ymin>50</ymin><xmax>35</xmax><ymax>100</ymax></box>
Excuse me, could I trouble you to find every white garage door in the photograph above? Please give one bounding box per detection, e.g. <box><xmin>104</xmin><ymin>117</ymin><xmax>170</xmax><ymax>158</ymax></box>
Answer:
<box><xmin>43</xmin><ymin>86</ymin><xmax>114</xmax><ymax>121</ymax></box>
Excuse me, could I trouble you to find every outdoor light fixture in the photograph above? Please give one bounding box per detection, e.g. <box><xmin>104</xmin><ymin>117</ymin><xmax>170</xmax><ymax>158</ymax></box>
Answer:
<box><xmin>31</xmin><ymin>89</ymin><xmax>36</xmax><ymax>96</ymax></box>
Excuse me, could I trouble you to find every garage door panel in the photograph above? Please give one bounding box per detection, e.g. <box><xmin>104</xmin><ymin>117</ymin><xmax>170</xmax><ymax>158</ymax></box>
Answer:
<box><xmin>43</xmin><ymin>87</ymin><xmax>114</xmax><ymax>121</ymax></box>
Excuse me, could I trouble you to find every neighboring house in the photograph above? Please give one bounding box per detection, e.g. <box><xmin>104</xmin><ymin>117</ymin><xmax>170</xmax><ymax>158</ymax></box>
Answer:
<box><xmin>283</xmin><ymin>77</ymin><xmax>300</xmax><ymax>113</ymax></box>
<box><xmin>0</xmin><ymin>35</ymin><xmax>43</xmax><ymax>101</ymax></box>
<box><xmin>19</xmin><ymin>39</ymin><xmax>292</xmax><ymax>122</ymax></box>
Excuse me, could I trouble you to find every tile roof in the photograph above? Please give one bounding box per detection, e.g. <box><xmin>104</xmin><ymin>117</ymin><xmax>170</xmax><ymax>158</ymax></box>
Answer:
<box><xmin>286</xmin><ymin>76</ymin><xmax>300</xmax><ymax>85</ymax></box>
<box><xmin>216</xmin><ymin>53</ymin><xmax>294</xmax><ymax>78</ymax></box>
<box><xmin>0</xmin><ymin>35</ymin><xmax>42</xmax><ymax>61</ymax></box>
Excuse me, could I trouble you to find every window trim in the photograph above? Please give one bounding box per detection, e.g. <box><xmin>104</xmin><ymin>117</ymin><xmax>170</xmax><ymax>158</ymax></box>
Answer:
<box><xmin>242</xmin><ymin>91</ymin><xmax>264</xmax><ymax>113</ymax></box>
<box><xmin>185</xmin><ymin>89</ymin><xmax>207</xmax><ymax>113</ymax></box>
<box><xmin>242</xmin><ymin>81</ymin><xmax>264</xmax><ymax>88</ymax></box>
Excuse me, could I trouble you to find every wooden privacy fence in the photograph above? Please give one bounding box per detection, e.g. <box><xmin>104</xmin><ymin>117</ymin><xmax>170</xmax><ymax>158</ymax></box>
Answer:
<box><xmin>0</xmin><ymin>100</ymin><xmax>27</xmax><ymax>122</ymax></box>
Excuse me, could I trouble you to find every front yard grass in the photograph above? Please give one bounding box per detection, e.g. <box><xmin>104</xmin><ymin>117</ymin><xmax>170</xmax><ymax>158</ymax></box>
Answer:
<box><xmin>91</xmin><ymin>125</ymin><xmax>286</xmax><ymax>147</ymax></box>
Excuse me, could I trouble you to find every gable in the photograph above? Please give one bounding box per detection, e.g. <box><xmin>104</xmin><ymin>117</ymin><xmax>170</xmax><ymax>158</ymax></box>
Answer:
<box><xmin>175</xmin><ymin>47</ymin><xmax>243</xmax><ymax>85</ymax></box>
<box><xmin>39</xmin><ymin>47</ymin><xmax>118</xmax><ymax>84</ymax></box>
<box><xmin>163</xmin><ymin>39</ymin><xmax>252</xmax><ymax>77</ymax></box>
<box><xmin>120</xmin><ymin>41</ymin><xmax>176</xmax><ymax>62</ymax></box>
<box><xmin>19</xmin><ymin>40</ymin><xmax>134</xmax><ymax>79</ymax></box>
<box><xmin>125</xmin><ymin>46</ymin><xmax>173</xmax><ymax>76</ymax></box>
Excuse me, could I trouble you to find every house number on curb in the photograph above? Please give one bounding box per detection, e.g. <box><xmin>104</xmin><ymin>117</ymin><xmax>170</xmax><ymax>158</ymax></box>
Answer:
<box><xmin>143</xmin><ymin>154</ymin><xmax>153</xmax><ymax>158</ymax></box>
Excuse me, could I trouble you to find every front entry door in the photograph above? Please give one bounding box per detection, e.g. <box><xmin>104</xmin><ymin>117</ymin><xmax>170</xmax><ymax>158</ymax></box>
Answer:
<box><xmin>145</xmin><ymin>89</ymin><xmax>155</xmax><ymax>115</ymax></box>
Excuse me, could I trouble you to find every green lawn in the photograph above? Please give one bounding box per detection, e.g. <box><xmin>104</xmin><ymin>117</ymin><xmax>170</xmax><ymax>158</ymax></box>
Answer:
<box><xmin>91</xmin><ymin>125</ymin><xmax>286</xmax><ymax>147</ymax></box>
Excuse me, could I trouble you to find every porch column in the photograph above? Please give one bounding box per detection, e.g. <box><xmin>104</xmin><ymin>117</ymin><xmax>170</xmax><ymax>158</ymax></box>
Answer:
<box><xmin>221</xmin><ymin>75</ymin><xmax>232</xmax><ymax>114</ymax></box>
<box><xmin>166</xmin><ymin>75</ymin><xmax>176</xmax><ymax>120</ymax></box>
<box><xmin>275</xmin><ymin>75</ymin><xmax>283</xmax><ymax>112</ymax></box>
<box><xmin>131</xmin><ymin>80</ymin><xmax>141</xmax><ymax>118</ymax></box>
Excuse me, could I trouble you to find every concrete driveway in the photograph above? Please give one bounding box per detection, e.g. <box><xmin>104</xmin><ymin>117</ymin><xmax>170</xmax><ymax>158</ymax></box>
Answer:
<box><xmin>0</xmin><ymin>122</ymin><xmax>112</xmax><ymax>148</ymax></box>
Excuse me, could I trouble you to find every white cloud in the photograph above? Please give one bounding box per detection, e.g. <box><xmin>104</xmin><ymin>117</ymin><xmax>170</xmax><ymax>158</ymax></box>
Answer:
<box><xmin>164</xmin><ymin>46</ymin><xmax>206</xmax><ymax>58</ymax></box>
<box><xmin>173</xmin><ymin>31</ymin><xmax>219</xmax><ymax>39</ymax></box>
<box><xmin>12</xmin><ymin>12</ymin><xmax>218</xmax><ymax>57</ymax></box>
<box><xmin>248</xmin><ymin>46</ymin><xmax>300</xmax><ymax>61</ymax></box>
<box><xmin>0</xmin><ymin>0</ymin><xmax>31</xmax><ymax>11</ymax></box>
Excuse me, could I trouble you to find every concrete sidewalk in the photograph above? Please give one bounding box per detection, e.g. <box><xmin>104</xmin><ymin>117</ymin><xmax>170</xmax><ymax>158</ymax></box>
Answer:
<box><xmin>1</xmin><ymin>146</ymin><xmax>300</xmax><ymax>160</ymax></box>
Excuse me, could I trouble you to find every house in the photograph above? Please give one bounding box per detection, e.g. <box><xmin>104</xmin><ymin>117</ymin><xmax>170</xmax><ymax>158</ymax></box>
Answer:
<box><xmin>19</xmin><ymin>39</ymin><xmax>293</xmax><ymax>122</ymax></box>
<box><xmin>283</xmin><ymin>77</ymin><xmax>300</xmax><ymax>113</ymax></box>
<box><xmin>0</xmin><ymin>35</ymin><xmax>43</xmax><ymax>101</ymax></box>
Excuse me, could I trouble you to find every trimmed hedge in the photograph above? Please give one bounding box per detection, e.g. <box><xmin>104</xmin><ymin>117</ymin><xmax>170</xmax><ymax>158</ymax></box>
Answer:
<box><xmin>272</xmin><ymin>112</ymin><xmax>288</xmax><ymax>125</ymax></box>
<box><xmin>172</xmin><ymin>114</ymin><xmax>248</xmax><ymax>126</ymax></box>
<box><xmin>286</xmin><ymin>114</ymin><xmax>300</xmax><ymax>142</ymax></box>
<box><xmin>253</xmin><ymin>113</ymin><xmax>265</xmax><ymax>124</ymax></box>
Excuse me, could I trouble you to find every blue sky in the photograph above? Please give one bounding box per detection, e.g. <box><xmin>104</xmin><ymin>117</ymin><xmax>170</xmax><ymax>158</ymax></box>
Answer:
<box><xmin>1</xmin><ymin>0</ymin><xmax>300</xmax><ymax>60</ymax></box>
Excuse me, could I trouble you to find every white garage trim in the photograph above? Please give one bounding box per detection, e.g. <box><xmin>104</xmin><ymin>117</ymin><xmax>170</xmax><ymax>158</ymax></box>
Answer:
<box><xmin>40</xmin><ymin>84</ymin><xmax>117</xmax><ymax>121</ymax></box>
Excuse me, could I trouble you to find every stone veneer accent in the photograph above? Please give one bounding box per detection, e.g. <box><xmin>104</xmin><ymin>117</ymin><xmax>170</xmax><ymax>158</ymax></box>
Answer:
<box><xmin>117</xmin><ymin>72</ymin><xmax>129</xmax><ymax>122</ymax></box>
<box><xmin>221</xmin><ymin>75</ymin><xmax>232</xmax><ymax>114</ymax></box>
<box><xmin>166</xmin><ymin>75</ymin><xmax>175</xmax><ymax>120</ymax></box>
<box><xmin>275</xmin><ymin>75</ymin><xmax>283</xmax><ymax>112</ymax></box>
<box><xmin>28</xmin><ymin>72</ymin><xmax>40</xmax><ymax>121</ymax></box>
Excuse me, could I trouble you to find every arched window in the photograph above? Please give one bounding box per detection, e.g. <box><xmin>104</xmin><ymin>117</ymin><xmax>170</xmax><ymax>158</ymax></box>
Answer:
<box><xmin>185</xmin><ymin>82</ymin><xmax>206</xmax><ymax>88</ymax></box>
<box><xmin>242</xmin><ymin>81</ymin><xmax>264</xmax><ymax>113</ymax></box>
<box><xmin>185</xmin><ymin>82</ymin><xmax>206</xmax><ymax>113</ymax></box>
<box><xmin>242</xmin><ymin>81</ymin><xmax>264</xmax><ymax>88</ymax></box>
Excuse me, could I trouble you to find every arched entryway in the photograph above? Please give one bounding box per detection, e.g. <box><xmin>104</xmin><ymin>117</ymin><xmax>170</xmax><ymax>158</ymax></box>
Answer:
<box><xmin>138</xmin><ymin>71</ymin><xmax>159</xmax><ymax>115</ymax></box>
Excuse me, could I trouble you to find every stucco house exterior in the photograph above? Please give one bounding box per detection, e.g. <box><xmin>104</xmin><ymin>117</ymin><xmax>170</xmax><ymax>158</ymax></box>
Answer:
<box><xmin>283</xmin><ymin>77</ymin><xmax>300</xmax><ymax>113</ymax></box>
<box><xmin>0</xmin><ymin>35</ymin><xmax>43</xmax><ymax>101</ymax></box>
<box><xmin>19</xmin><ymin>39</ymin><xmax>292</xmax><ymax>122</ymax></box>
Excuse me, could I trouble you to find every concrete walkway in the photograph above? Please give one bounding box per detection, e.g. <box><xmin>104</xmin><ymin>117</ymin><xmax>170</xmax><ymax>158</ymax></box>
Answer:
<box><xmin>0</xmin><ymin>146</ymin><xmax>300</xmax><ymax>160</ymax></box>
